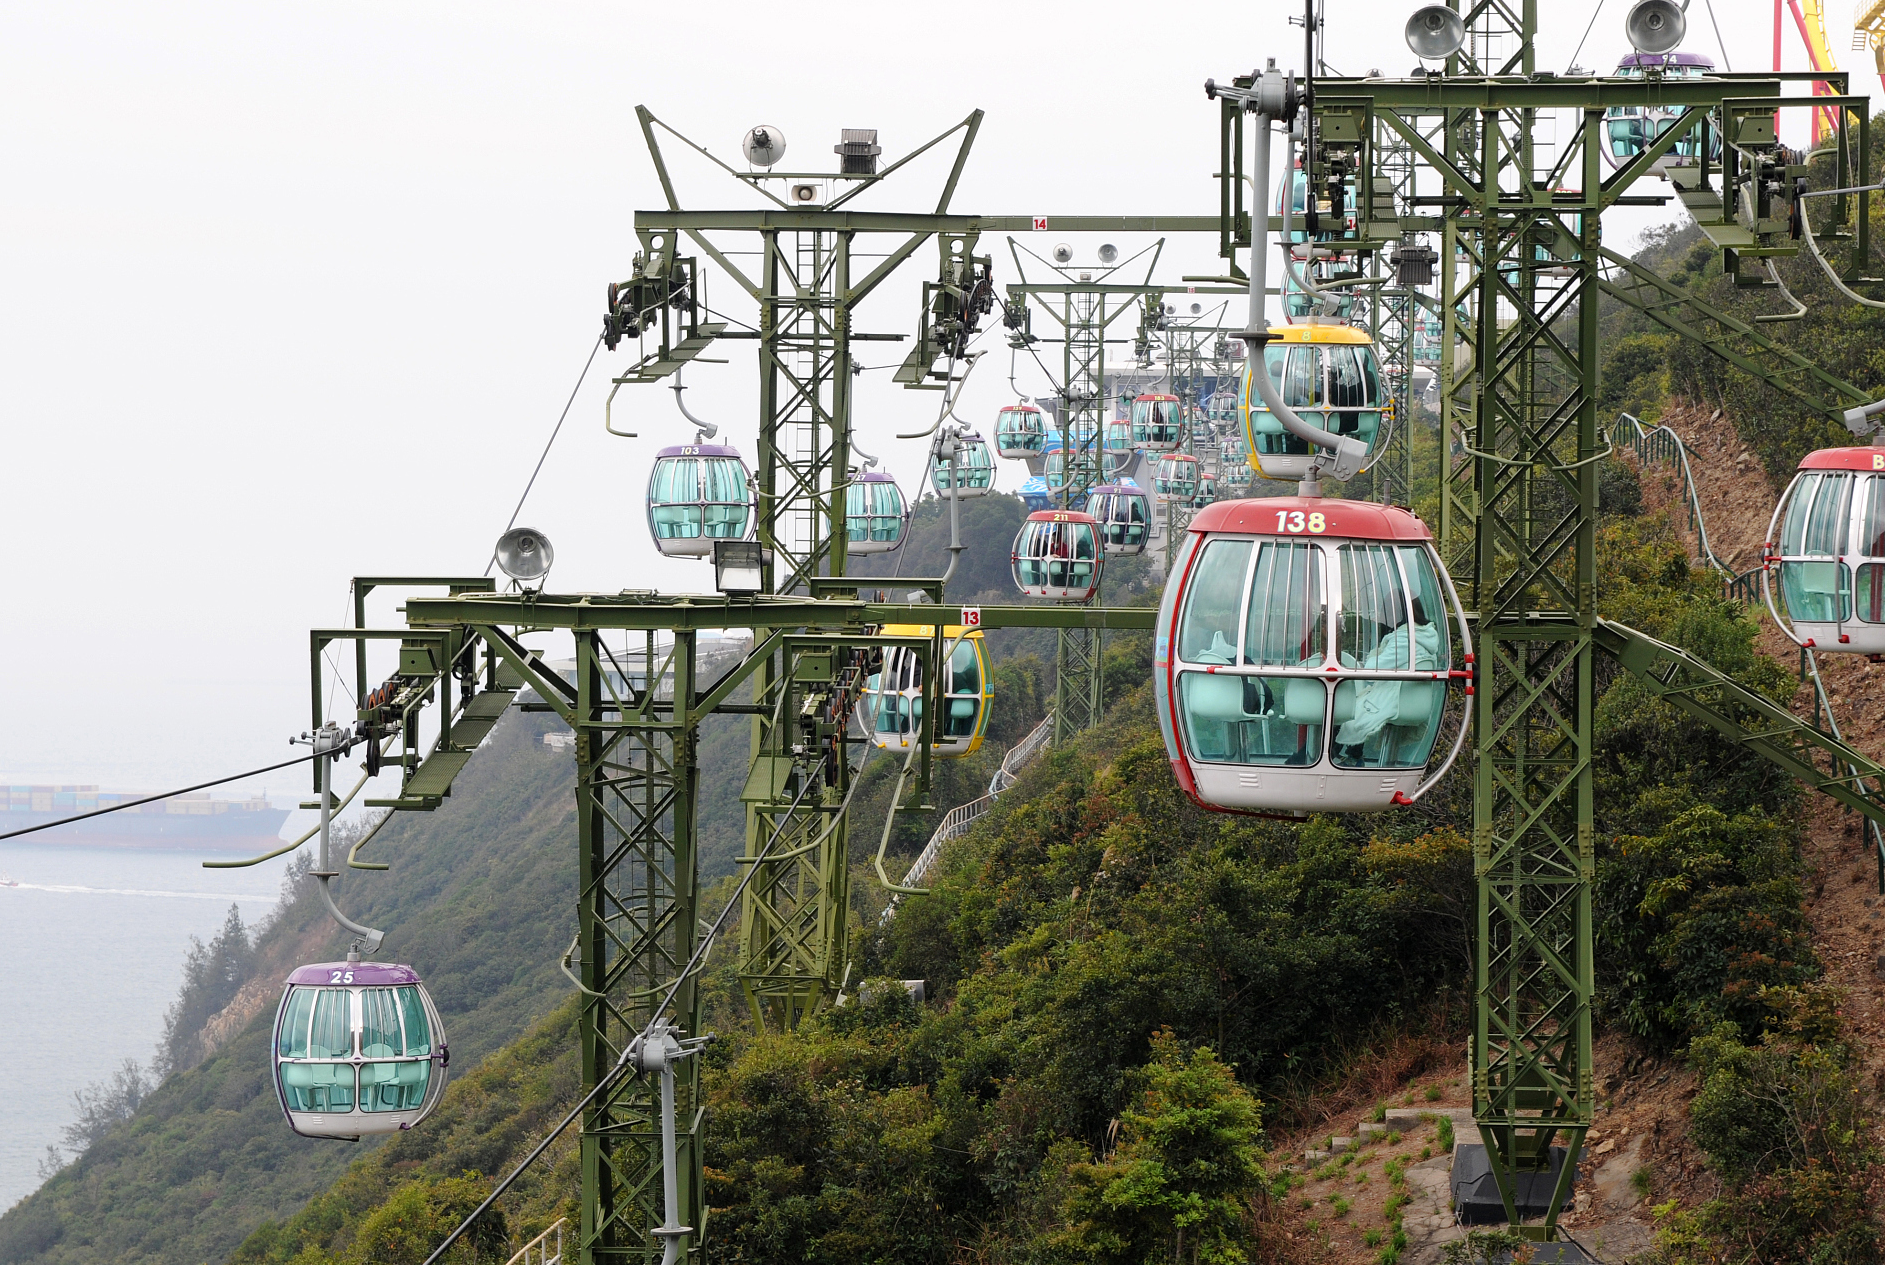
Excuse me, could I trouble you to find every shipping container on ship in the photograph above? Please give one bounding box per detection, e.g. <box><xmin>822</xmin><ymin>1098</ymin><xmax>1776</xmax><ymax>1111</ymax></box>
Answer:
<box><xmin>1</xmin><ymin>786</ymin><xmax>291</xmax><ymax>850</ymax></box>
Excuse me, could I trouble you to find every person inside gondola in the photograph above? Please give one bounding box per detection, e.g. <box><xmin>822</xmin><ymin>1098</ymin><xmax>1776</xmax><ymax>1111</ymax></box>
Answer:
<box><xmin>1333</xmin><ymin>594</ymin><xmax>1441</xmax><ymax>764</ymax></box>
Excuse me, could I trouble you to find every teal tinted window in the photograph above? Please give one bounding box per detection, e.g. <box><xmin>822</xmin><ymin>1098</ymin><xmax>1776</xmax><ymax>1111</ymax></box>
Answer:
<box><xmin>1858</xmin><ymin>563</ymin><xmax>1884</xmax><ymax>624</ymax></box>
<box><xmin>1781</xmin><ymin>560</ymin><xmax>1851</xmax><ymax>622</ymax></box>
<box><xmin>1177</xmin><ymin>540</ymin><xmax>1252</xmax><ymax>664</ymax></box>
<box><xmin>1398</xmin><ymin>547</ymin><xmax>1451</xmax><ymax>670</ymax></box>
<box><xmin>1245</xmin><ymin>542</ymin><xmax>1325</xmax><ymax>667</ymax></box>
<box><xmin>1179</xmin><ymin>673</ymin><xmax>1324</xmax><ymax>765</ymax></box>
<box><xmin>1856</xmin><ymin>474</ymin><xmax>1885</xmax><ymax>558</ymax></box>
<box><xmin>308</xmin><ymin>989</ymin><xmax>352</xmax><ymax>1058</ymax></box>
<box><xmin>360</xmin><ymin>988</ymin><xmax>403</xmax><ymax>1058</ymax></box>
<box><xmin>1779</xmin><ymin>472</ymin><xmax>1821</xmax><ymax>555</ymax></box>
<box><xmin>396</xmin><ymin>986</ymin><xmax>432</xmax><ymax>1056</ymax></box>
<box><xmin>281</xmin><ymin>1062</ymin><xmax>356</xmax><ymax>1113</ymax></box>
<box><xmin>278</xmin><ymin>987</ymin><xmax>315</xmax><ymax>1058</ymax></box>
<box><xmin>1330</xmin><ymin>678</ymin><xmax>1444</xmax><ymax>769</ymax></box>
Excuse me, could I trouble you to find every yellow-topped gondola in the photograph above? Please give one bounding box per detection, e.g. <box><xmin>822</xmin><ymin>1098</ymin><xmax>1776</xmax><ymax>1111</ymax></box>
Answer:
<box><xmin>859</xmin><ymin>625</ymin><xmax>994</xmax><ymax>758</ymax></box>
<box><xmin>1239</xmin><ymin>324</ymin><xmax>1386</xmax><ymax>483</ymax></box>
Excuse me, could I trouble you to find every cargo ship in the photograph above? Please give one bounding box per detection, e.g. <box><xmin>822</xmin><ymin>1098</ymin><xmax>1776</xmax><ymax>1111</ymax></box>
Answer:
<box><xmin>1</xmin><ymin>785</ymin><xmax>293</xmax><ymax>852</ymax></box>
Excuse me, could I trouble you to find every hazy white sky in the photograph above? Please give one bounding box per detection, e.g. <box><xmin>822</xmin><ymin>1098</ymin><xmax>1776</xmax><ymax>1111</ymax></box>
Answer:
<box><xmin>0</xmin><ymin>0</ymin><xmax>1854</xmax><ymax>796</ymax></box>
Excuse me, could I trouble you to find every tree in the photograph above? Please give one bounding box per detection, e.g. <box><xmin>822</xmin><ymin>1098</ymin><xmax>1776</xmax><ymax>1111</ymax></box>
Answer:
<box><xmin>1054</xmin><ymin>1031</ymin><xmax>1266</xmax><ymax>1265</ymax></box>
<box><xmin>154</xmin><ymin>902</ymin><xmax>253</xmax><ymax>1078</ymax></box>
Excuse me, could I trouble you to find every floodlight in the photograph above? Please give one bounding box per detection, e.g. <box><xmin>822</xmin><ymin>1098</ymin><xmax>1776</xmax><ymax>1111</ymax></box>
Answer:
<box><xmin>742</xmin><ymin>125</ymin><xmax>787</xmax><ymax>168</ymax></box>
<box><xmin>714</xmin><ymin>540</ymin><xmax>764</xmax><ymax>595</ymax></box>
<box><xmin>1405</xmin><ymin>5</ymin><xmax>1466</xmax><ymax>60</ymax></box>
<box><xmin>1097</xmin><ymin>243</ymin><xmax>1119</xmax><ymax>264</ymax></box>
<box><xmin>1052</xmin><ymin>243</ymin><xmax>1074</xmax><ymax>264</ymax></box>
<box><xmin>1624</xmin><ymin>0</ymin><xmax>1686</xmax><ymax>54</ymax></box>
<box><xmin>494</xmin><ymin>527</ymin><xmax>554</xmax><ymax>583</ymax></box>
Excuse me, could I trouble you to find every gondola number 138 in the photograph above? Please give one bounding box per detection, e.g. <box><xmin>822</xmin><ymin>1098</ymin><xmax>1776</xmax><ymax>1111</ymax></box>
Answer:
<box><xmin>1276</xmin><ymin>510</ymin><xmax>1326</xmax><ymax>534</ymax></box>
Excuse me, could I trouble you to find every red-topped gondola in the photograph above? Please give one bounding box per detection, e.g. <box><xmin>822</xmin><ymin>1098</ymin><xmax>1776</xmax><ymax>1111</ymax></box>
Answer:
<box><xmin>1011</xmin><ymin>509</ymin><xmax>1104</xmax><ymax>602</ymax></box>
<box><xmin>1764</xmin><ymin>446</ymin><xmax>1885</xmax><ymax>655</ymax></box>
<box><xmin>1154</xmin><ymin>497</ymin><xmax>1472</xmax><ymax>814</ymax></box>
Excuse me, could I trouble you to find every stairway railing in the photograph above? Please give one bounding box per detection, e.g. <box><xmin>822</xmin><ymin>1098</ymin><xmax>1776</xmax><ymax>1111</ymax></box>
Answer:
<box><xmin>1607</xmin><ymin>413</ymin><xmax>1885</xmax><ymax>887</ymax></box>
<box><xmin>505</xmin><ymin>1218</ymin><xmax>565</xmax><ymax>1265</ymax></box>
<box><xmin>896</xmin><ymin>711</ymin><xmax>1055</xmax><ymax>897</ymax></box>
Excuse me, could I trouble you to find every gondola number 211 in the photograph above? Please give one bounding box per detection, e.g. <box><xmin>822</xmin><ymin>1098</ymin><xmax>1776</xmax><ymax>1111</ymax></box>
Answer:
<box><xmin>1275</xmin><ymin>510</ymin><xmax>1326</xmax><ymax>534</ymax></box>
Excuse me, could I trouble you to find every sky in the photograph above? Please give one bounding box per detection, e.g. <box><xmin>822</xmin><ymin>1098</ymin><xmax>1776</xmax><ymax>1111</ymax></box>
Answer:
<box><xmin>0</xmin><ymin>0</ymin><xmax>1861</xmax><ymax>798</ymax></box>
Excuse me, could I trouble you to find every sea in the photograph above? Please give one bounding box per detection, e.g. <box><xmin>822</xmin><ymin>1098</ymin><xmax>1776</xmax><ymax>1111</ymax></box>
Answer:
<box><xmin>0</xmin><ymin>834</ymin><xmax>299</xmax><ymax>1212</ymax></box>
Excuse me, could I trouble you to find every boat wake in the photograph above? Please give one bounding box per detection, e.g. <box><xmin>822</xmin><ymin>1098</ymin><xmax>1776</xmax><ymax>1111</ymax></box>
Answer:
<box><xmin>7</xmin><ymin>882</ymin><xmax>276</xmax><ymax>902</ymax></box>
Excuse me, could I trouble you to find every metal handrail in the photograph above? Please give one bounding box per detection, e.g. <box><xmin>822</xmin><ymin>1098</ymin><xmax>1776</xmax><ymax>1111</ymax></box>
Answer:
<box><xmin>1608</xmin><ymin>414</ymin><xmax>1885</xmax><ymax>888</ymax></box>
<box><xmin>505</xmin><ymin>1217</ymin><xmax>566</xmax><ymax>1265</ymax></box>
<box><xmin>894</xmin><ymin>711</ymin><xmax>1055</xmax><ymax>898</ymax></box>
<box><xmin>1609</xmin><ymin>412</ymin><xmax>1736</xmax><ymax>581</ymax></box>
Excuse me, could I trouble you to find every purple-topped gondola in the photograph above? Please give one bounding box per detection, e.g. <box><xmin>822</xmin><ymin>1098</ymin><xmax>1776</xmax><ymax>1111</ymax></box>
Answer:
<box><xmin>646</xmin><ymin>442</ymin><xmax>755</xmax><ymax>557</ymax></box>
<box><xmin>272</xmin><ymin>956</ymin><xmax>450</xmax><ymax>1139</ymax></box>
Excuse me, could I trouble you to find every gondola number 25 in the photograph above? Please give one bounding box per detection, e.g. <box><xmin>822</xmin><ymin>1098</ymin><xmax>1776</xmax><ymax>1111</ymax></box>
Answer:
<box><xmin>1275</xmin><ymin>510</ymin><xmax>1327</xmax><ymax>534</ymax></box>
<box><xmin>328</xmin><ymin>970</ymin><xmax>356</xmax><ymax>984</ymax></box>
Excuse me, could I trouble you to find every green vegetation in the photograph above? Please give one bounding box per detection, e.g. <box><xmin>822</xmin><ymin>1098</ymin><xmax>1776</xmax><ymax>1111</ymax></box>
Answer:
<box><xmin>0</xmin><ymin>711</ymin><xmax>584</xmax><ymax>1265</ymax></box>
<box><xmin>1650</xmin><ymin>989</ymin><xmax>1882</xmax><ymax>1265</ymax></box>
<box><xmin>12</xmin><ymin>203</ymin><xmax>1885</xmax><ymax>1265</ymax></box>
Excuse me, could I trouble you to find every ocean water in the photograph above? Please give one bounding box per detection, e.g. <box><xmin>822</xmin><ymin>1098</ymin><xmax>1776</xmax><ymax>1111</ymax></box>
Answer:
<box><xmin>0</xmin><ymin>839</ymin><xmax>292</xmax><ymax>1212</ymax></box>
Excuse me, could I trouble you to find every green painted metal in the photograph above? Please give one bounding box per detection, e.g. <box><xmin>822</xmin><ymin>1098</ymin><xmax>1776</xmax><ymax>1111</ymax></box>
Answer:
<box><xmin>1595</xmin><ymin>619</ymin><xmax>1885</xmax><ymax>829</ymax></box>
<box><xmin>1004</xmin><ymin>245</ymin><xmax>1168</xmax><ymax>745</ymax></box>
<box><xmin>1308</xmin><ymin>8</ymin><xmax>1878</xmax><ymax>1234</ymax></box>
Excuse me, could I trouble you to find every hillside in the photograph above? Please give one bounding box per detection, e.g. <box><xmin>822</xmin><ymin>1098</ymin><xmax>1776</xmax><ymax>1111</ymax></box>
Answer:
<box><xmin>199</xmin><ymin>449</ymin><xmax>1884</xmax><ymax>1265</ymax></box>
<box><xmin>0</xmin><ymin>710</ymin><xmax>582</xmax><ymax>1265</ymax></box>
<box><xmin>0</xmin><ymin>503</ymin><xmax>1059</xmax><ymax>1265</ymax></box>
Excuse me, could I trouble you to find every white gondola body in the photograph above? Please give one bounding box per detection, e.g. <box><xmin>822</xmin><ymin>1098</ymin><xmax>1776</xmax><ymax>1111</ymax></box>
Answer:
<box><xmin>1155</xmin><ymin>453</ymin><xmax>1200</xmax><ymax>503</ymax></box>
<box><xmin>1011</xmin><ymin>510</ymin><xmax>1104</xmax><ymax>601</ymax></box>
<box><xmin>646</xmin><ymin>444</ymin><xmax>754</xmax><ymax>558</ymax></box>
<box><xmin>272</xmin><ymin>961</ymin><xmax>449</xmax><ymax>1139</ymax></box>
<box><xmin>846</xmin><ymin>470</ymin><xmax>908</xmax><ymax>555</ymax></box>
<box><xmin>932</xmin><ymin>432</ymin><xmax>996</xmax><ymax>499</ymax></box>
<box><xmin>1766</xmin><ymin>448</ymin><xmax>1885</xmax><ymax>655</ymax></box>
<box><xmin>1240</xmin><ymin>326</ymin><xmax>1386</xmax><ymax>483</ymax></box>
<box><xmin>995</xmin><ymin>405</ymin><xmax>1047</xmax><ymax>458</ymax></box>
<box><xmin>1131</xmin><ymin>394</ymin><xmax>1184</xmax><ymax>453</ymax></box>
<box><xmin>859</xmin><ymin>626</ymin><xmax>994</xmax><ymax>758</ymax></box>
<box><xmin>1155</xmin><ymin>498</ymin><xmax>1469</xmax><ymax>815</ymax></box>
<box><xmin>1087</xmin><ymin>482</ymin><xmax>1153</xmax><ymax>556</ymax></box>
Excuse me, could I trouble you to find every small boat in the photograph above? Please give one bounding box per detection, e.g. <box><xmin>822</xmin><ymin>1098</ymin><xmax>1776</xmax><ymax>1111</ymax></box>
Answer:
<box><xmin>0</xmin><ymin>873</ymin><xmax>19</xmax><ymax>887</ymax></box>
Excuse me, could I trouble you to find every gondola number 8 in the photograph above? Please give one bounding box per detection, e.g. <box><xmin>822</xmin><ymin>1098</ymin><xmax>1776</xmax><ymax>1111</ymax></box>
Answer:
<box><xmin>1275</xmin><ymin>510</ymin><xmax>1327</xmax><ymax>534</ymax></box>
<box><xmin>328</xmin><ymin>970</ymin><xmax>356</xmax><ymax>984</ymax></box>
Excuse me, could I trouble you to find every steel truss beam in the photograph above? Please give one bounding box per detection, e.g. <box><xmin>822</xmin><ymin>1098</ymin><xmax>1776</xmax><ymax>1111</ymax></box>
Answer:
<box><xmin>1006</xmin><ymin>247</ymin><xmax>1166</xmax><ymax>745</ymax></box>
<box><xmin>1321</xmin><ymin>25</ymin><xmax>1875</xmax><ymax>1235</ymax></box>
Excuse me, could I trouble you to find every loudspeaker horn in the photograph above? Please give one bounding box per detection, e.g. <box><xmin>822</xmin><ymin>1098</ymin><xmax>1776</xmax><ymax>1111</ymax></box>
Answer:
<box><xmin>1624</xmin><ymin>0</ymin><xmax>1686</xmax><ymax>54</ymax></box>
<box><xmin>1405</xmin><ymin>5</ymin><xmax>1466</xmax><ymax>60</ymax></box>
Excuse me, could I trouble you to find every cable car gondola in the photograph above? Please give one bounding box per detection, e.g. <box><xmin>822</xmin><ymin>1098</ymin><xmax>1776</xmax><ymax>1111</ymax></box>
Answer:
<box><xmin>1012</xmin><ymin>509</ymin><xmax>1104</xmax><ymax>601</ymax></box>
<box><xmin>1764</xmin><ymin>446</ymin><xmax>1885</xmax><ymax>655</ymax></box>
<box><xmin>1088</xmin><ymin>481</ymin><xmax>1153</xmax><ymax>556</ymax></box>
<box><xmin>273</xmin><ymin>958</ymin><xmax>449</xmax><ymax>1139</ymax></box>
<box><xmin>846</xmin><ymin>469</ymin><xmax>908</xmax><ymax>554</ymax></box>
<box><xmin>647</xmin><ymin>444</ymin><xmax>755</xmax><ymax>557</ymax></box>
<box><xmin>1155</xmin><ymin>452</ymin><xmax>1200</xmax><ymax>503</ymax></box>
<box><xmin>995</xmin><ymin>404</ymin><xmax>1047</xmax><ymax>458</ymax></box>
<box><xmin>860</xmin><ymin>625</ymin><xmax>994</xmax><ymax>758</ymax></box>
<box><xmin>1603</xmin><ymin>53</ymin><xmax>1720</xmax><ymax>172</ymax></box>
<box><xmin>1222</xmin><ymin>432</ymin><xmax>1256</xmax><ymax>491</ymax></box>
<box><xmin>1102</xmin><ymin>417</ymin><xmax>1137</xmax><ymax>478</ymax></box>
<box><xmin>1131</xmin><ymin>394</ymin><xmax>1184</xmax><ymax>452</ymax></box>
<box><xmin>1193</xmin><ymin>474</ymin><xmax>1220</xmax><ymax>509</ymax></box>
<box><xmin>1240</xmin><ymin>325</ymin><xmax>1386</xmax><ymax>483</ymax></box>
<box><xmin>931</xmin><ymin>431</ymin><xmax>995</xmax><ymax>498</ymax></box>
<box><xmin>1153</xmin><ymin>498</ymin><xmax>1472</xmax><ymax>814</ymax></box>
